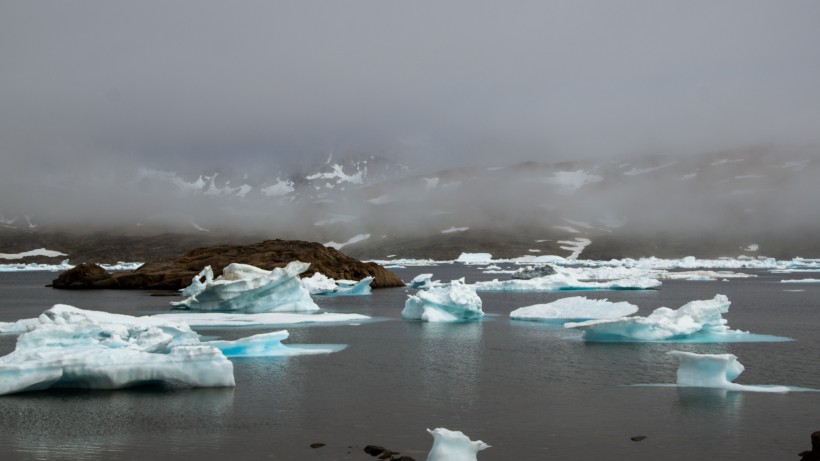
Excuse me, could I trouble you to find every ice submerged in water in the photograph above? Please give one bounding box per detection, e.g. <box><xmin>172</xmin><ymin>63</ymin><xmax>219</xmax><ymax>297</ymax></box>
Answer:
<box><xmin>510</xmin><ymin>296</ymin><xmax>639</xmax><ymax>323</ymax></box>
<box><xmin>426</xmin><ymin>427</ymin><xmax>489</xmax><ymax>461</ymax></box>
<box><xmin>402</xmin><ymin>279</ymin><xmax>484</xmax><ymax>322</ymax></box>
<box><xmin>0</xmin><ymin>305</ymin><xmax>340</xmax><ymax>396</ymax></box>
<box><xmin>665</xmin><ymin>351</ymin><xmax>795</xmax><ymax>393</ymax></box>
<box><xmin>172</xmin><ymin>261</ymin><xmax>319</xmax><ymax>312</ymax></box>
<box><xmin>565</xmin><ymin>295</ymin><xmax>791</xmax><ymax>342</ymax></box>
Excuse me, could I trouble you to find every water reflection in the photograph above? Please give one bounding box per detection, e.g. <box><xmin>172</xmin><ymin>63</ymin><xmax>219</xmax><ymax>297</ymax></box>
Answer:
<box><xmin>417</xmin><ymin>322</ymin><xmax>484</xmax><ymax>410</ymax></box>
<box><xmin>0</xmin><ymin>386</ymin><xmax>234</xmax><ymax>460</ymax></box>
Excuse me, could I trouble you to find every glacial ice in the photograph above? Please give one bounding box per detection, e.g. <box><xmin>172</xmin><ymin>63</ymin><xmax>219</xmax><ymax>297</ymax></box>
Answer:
<box><xmin>565</xmin><ymin>295</ymin><xmax>791</xmax><ymax>342</ymax></box>
<box><xmin>665</xmin><ymin>351</ymin><xmax>793</xmax><ymax>393</ymax></box>
<box><xmin>151</xmin><ymin>312</ymin><xmax>371</xmax><ymax>328</ymax></box>
<box><xmin>426</xmin><ymin>427</ymin><xmax>489</xmax><ymax>461</ymax></box>
<box><xmin>510</xmin><ymin>297</ymin><xmax>639</xmax><ymax>323</ymax></box>
<box><xmin>0</xmin><ymin>305</ymin><xmax>345</xmax><ymax>395</ymax></box>
<box><xmin>402</xmin><ymin>279</ymin><xmax>484</xmax><ymax>322</ymax></box>
<box><xmin>0</xmin><ymin>304</ymin><xmax>233</xmax><ymax>395</ymax></box>
<box><xmin>172</xmin><ymin>261</ymin><xmax>319</xmax><ymax>312</ymax></box>
<box><xmin>472</xmin><ymin>273</ymin><xmax>661</xmax><ymax>292</ymax></box>
<box><xmin>409</xmin><ymin>273</ymin><xmax>439</xmax><ymax>289</ymax></box>
<box><xmin>780</xmin><ymin>278</ymin><xmax>820</xmax><ymax>284</ymax></box>
<box><xmin>455</xmin><ymin>253</ymin><xmax>494</xmax><ymax>264</ymax></box>
<box><xmin>301</xmin><ymin>272</ymin><xmax>373</xmax><ymax>296</ymax></box>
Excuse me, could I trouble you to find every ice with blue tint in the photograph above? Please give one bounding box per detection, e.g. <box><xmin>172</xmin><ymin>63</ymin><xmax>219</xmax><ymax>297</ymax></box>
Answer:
<box><xmin>664</xmin><ymin>351</ymin><xmax>798</xmax><ymax>393</ymax></box>
<box><xmin>302</xmin><ymin>272</ymin><xmax>374</xmax><ymax>296</ymax></box>
<box><xmin>0</xmin><ymin>305</ymin><xmax>346</xmax><ymax>395</ymax></box>
<box><xmin>402</xmin><ymin>279</ymin><xmax>484</xmax><ymax>322</ymax></box>
<box><xmin>472</xmin><ymin>273</ymin><xmax>660</xmax><ymax>292</ymax></box>
<box><xmin>409</xmin><ymin>273</ymin><xmax>437</xmax><ymax>289</ymax></box>
<box><xmin>426</xmin><ymin>427</ymin><xmax>490</xmax><ymax>461</ymax></box>
<box><xmin>565</xmin><ymin>295</ymin><xmax>792</xmax><ymax>342</ymax></box>
<box><xmin>152</xmin><ymin>312</ymin><xmax>371</xmax><ymax>328</ymax></box>
<box><xmin>207</xmin><ymin>330</ymin><xmax>346</xmax><ymax>357</ymax></box>
<box><xmin>510</xmin><ymin>296</ymin><xmax>638</xmax><ymax>323</ymax></box>
<box><xmin>172</xmin><ymin>261</ymin><xmax>319</xmax><ymax>312</ymax></box>
<box><xmin>0</xmin><ymin>304</ymin><xmax>233</xmax><ymax>395</ymax></box>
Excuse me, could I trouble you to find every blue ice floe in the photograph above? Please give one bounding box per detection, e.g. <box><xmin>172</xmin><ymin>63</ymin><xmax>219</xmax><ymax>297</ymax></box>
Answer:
<box><xmin>510</xmin><ymin>296</ymin><xmax>639</xmax><ymax>323</ymax></box>
<box><xmin>402</xmin><ymin>279</ymin><xmax>483</xmax><ymax>322</ymax></box>
<box><xmin>0</xmin><ymin>305</ymin><xmax>342</xmax><ymax>396</ymax></box>
<box><xmin>301</xmin><ymin>272</ymin><xmax>374</xmax><ymax>296</ymax></box>
<box><xmin>634</xmin><ymin>351</ymin><xmax>815</xmax><ymax>393</ymax></box>
<box><xmin>426</xmin><ymin>427</ymin><xmax>490</xmax><ymax>461</ymax></box>
<box><xmin>172</xmin><ymin>261</ymin><xmax>319</xmax><ymax>312</ymax></box>
<box><xmin>565</xmin><ymin>295</ymin><xmax>791</xmax><ymax>342</ymax></box>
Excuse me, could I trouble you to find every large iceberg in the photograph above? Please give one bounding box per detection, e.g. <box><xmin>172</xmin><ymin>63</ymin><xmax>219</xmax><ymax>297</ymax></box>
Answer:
<box><xmin>0</xmin><ymin>305</ymin><xmax>342</xmax><ymax>395</ymax></box>
<box><xmin>510</xmin><ymin>296</ymin><xmax>639</xmax><ymax>323</ymax></box>
<box><xmin>172</xmin><ymin>261</ymin><xmax>319</xmax><ymax>312</ymax></box>
<box><xmin>402</xmin><ymin>279</ymin><xmax>484</xmax><ymax>322</ymax></box>
<box><xmin>0</xmin><ymin>304</ymin><xmax>232</xmax><ymax>395</ymax></box>
<box><xmin>426</xmin><ymin>427</ymin><xmax>489</xmax><ymax>461</ymax></box>
<box><xmin>665</xmin><ymin>351</ymin><xmax>793</xmax><ymax>393</ymax></box>
<box><xmin>565</xmin><ymin>295</ymin><xmax>790</xmax><ymax>342</ymax></box>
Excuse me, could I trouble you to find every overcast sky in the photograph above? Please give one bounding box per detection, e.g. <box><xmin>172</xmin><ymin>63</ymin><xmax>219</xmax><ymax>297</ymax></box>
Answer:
<box><xmin>2</xmin><ymin>1</ymin><xmax>819</xmax><ymax>186</ymax></box>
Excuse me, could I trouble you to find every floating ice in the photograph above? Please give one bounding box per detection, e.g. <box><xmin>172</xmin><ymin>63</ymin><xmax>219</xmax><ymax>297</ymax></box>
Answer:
<box><xmin>664</xmin><ymin>351</ymin><xmax>796</xmax><ymax>393</ymax></box>
<box><xmin>510</xmin><ymin>297</ymin><xmax>638</xmax><ymax>323</ymax></box>
<box><xmin>152</xmin><ymin>312</ymin><xmax>371</xmax><ymax>328</ymax></box>
<box><xmin>402</xmin><ymin>279</ymin><xmax>483</xmax><ymax>322</ymax></box>
<box><xmin>511</xmin><ymin>265</ymin><xmax>556</xmax><ymax>279</ymax></box>
<box><xmin>409</xmin><ymin>273</ymin><xmax>437</xmax><ymax>289</ymax></box>
<box><xmin>172</xmin><ymin>261</ymin><xmax>319</xmax><ymax>312</ymax></box>
<box><xmin>0</xmin><ymin>304</ymin><xmax>232</xmax><ymax>395</ymax></box>
<box><xmin>456</xmin><ymin>253</ymin><xmax>493</xmax><ymax>264</ymax></box>
<box><xmin>472</xmin><ymin>274</ymin><xmax>660</xmax><ymax>292</ymax></box>
<box><xmin>301</xmin><ymin>272</ymin><xmax>373</xmax><ymax>296</ymax></box>
<box><xmin>0</xmin><ymin>305</ymin><xmax>345</xmax><ymax>395</ymax></box>
<box><xmin>426</xmin><ymin>427</ymin><xmax>489</xmax><ymax>461</ymax></box>
<box><xmin>566</xmin><ymin>295</ymin><xmax>791</xmax><ymax>342</ymax></box>
<box><xmin>0</xmin><ymin>260</ymin><xmax>142</xmax><ymax>273</ymax></box>
<box><xmin>781</xmin><ymin>278</ymin><xmax>820</xmax><ymax>284</ymax></box>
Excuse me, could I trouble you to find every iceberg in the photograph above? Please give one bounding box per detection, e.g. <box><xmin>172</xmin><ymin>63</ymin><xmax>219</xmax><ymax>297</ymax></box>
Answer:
<box><xmin>402</xmin><ymin>279</ymin><xmax>484</xmax><ymax>322</ymax></box>
<box><xmin>172</xmin><ymin>261</ymin><xmax>319</xmax><ymax>312</ymax></box>
<box><xmin>0</xmin><ymin>304</ymin><xmax>232</xmax><ymax>395</ymax></box>
<box><xmin>665</xmin><ymin>351</ymin><xmax>795</xmax><ymax>393</ymax></box>
<box><xmin>455</xmin><ymin>252</ymin><xmax>493</xmax><ymax>264</ymax></box>
<box><xmin>207</xmin><ymin>330</ymin><xmax>345</xmax><ymax>357</ymax></box>
<box><xmin>426</xmin><ymin>427</ymin><xmax>489</xmax><ymax>461</ymax></box>
<box><xmin>510</xmin><ymin>297</ymin><xmax>638</xmax><ymax>323</ymax></box>
<box><xmin>409</xmin><ymin>273</ymin><xmax>439</xmax><ymax>289</ymax></box>
<box><xmin>565</xmin><ymin>295</ymin><xmax>791</xmax><ymax>342</ymax></box>
<box><xmin>301</xmin><ymin>272</ymin><xmax>373</xmax><ymax>296</ymax></box>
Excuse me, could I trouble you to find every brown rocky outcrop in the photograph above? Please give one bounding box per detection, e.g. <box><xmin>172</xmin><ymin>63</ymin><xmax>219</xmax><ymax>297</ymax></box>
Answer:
<box><xmin>51</xmin><ymin>240</ymin><xmax>404</xmax><ymax>290</ymax></box>
<box><xmin>51</xmin><ymin>263</ymin><xmax>110</xmax><ymax>289</ymax></box>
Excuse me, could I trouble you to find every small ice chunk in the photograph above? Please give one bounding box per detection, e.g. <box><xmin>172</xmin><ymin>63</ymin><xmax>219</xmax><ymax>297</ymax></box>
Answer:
<box><xmin>207</xmin><ymin>330</ymin><xmax>345</xmax><ymax>357</ymax></box>
<box><xmin>511</xmin><ymin>297</ymin><xmax>638</xmax><ymax>323</ymax></box>
<box><xmin>456</xmin><ymin>253</ymin><xmax>493</xmax><ymax>264</ymax></box>
<box><xmin>172</xmin><ymin>261</ymin><xmax>319</xmax><ymax>312</ymax></box>
<box><xmin>667</xmin><ymin>351</ymin><xmax>792</xmax><ymax>393</ymax></box>
<box><xmin>302</xmin><ymin>273</ymin><xmax>373</xmax><ymax>296</ymax></box>
<box><xmin>402</xmin><ymin>279</ymin><xmax>483</xmax><ymax>322</ymax></box>
<box><xmin>426</xmin><ymin>427</ymin><xmax>489</xmax><ymax>461</ymax></box>
<box><xmin>511</xmin><ymin>265</ymin><xmax>556</xmax><ymax>279</ymax></box>
<box><xmin>409</xmin><ymin>273</ymin><xmax>436</xmax><ymax>289</ymax></box>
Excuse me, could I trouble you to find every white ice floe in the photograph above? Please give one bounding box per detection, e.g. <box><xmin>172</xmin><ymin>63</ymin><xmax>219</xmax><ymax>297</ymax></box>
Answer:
<box><xmin>301</xmin><ymin>272</ymin><xmax>373</xmax><ymax>296</ymax></box>
<box><xmin>426</xmin><ymin>427</ymin><xmax>489</xmax><ymax>461</ymax></box>
<box><xmin>0</xmin><ymin>305</ymin><xmax>345</xmax><ymax>395</ymax></box>
<box><xmin>409</xmin><ymin>273</ymin><xmax>437</xmax><ymax>289</ymax></box>
<box><xmin>472</xmin><ymin>274</ymin><xmax>661</xmax><ymax>292</ymax></box>
<box><xmin>402</xmin><ymin>279</ymin><xmax>483</xmax><ymax>322</ymax></box>
<box><xmin>780</xmin><ymin>278</ymin><xmax>820</xmax><ymax>284</ymax></box>
<box><xmin>566</xmin><ymin>295</ymin><xmax>790</xmax><ymax>342</ymax></box>
<box><xmin>151</xmin><ymin>312</ymin><xmax>370</xmax><ymax>328</ymax></box>
<box><xmin>325</xmin><ymin>233</ymin><xmax>371</xmax><ymax>249</ymax></box>
<box><xmin>455</xmin><ymin>253</ymin><xmax>494</xmax><ymax>264</ymax></box>
<box><xmin>0</xmin><ymin>248</ymin><xmax>68</xmax><ymax>260</ymax></box>
<box><xmin>660</xmin><ymin>351</ymin><xmax>806</xmax><ymax>393</ymax></box>
<box><xmin>172</xmin><ymin>262</ymin><xmax>319</xmax><ymax>312</ymax></box>
<box><xmin>510</xmin><ymin>297</ymin><xmax>638</xmax><ymax>323</ymax></box>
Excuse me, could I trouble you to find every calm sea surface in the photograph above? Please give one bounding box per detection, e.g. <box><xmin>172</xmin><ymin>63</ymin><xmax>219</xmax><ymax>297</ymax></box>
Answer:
<box><xmin>0</xmin><ymin>266</ymin><xmax>818</xmax><ymax>460</ymax></box>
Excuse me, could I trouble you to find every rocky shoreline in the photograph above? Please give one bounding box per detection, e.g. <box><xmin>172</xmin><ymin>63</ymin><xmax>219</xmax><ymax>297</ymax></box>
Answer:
<box><xmin>50</xmin><ymin>239</ymin><xmax>404</xmax><ymax>290</ymax></box>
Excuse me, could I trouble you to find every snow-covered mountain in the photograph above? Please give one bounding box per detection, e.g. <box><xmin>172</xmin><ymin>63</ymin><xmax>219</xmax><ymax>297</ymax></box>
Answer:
<box><xmin>3</xmin><ymin>146</ymin><xmax>819</xmax><ymax>260</ymax></box>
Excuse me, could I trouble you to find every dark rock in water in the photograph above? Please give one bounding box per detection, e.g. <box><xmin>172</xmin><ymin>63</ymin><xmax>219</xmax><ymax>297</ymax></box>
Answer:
<box><xmin>364</xmin><ymin>445</ymin><xmax>387</xmax><ymax>456</ymax></box>
<box><xmin>51</xmin><ymin>239</ymin><xmax>404</xmax><ymax>291</ymax></box>
<box><xmin>799</xmin><ymin>431</ymin><xmax>820</xmax><ymax>460</ymax></box>
<box><xmin>511</xmin><ymin>264</ymin><xmax>556</xmax><ymax>279</ymax></box>
<box><xmin>392</xmin><ymin>457</ymin><xmax>415</xmax><ymax>461</ymax></box>
<box><xmin>630</xmin><ymin>436</ymin><xmax>647</xmax><ymax>442</ymax></box>
<box><xmin>309</xmin><ymin>442</ymin><xmax>325</xmax><ymax>449</ymax></box>
<box><xmin>50</xmin><ymin>263</ymin><xmax>110</xmax><ymax>289</ymax></box>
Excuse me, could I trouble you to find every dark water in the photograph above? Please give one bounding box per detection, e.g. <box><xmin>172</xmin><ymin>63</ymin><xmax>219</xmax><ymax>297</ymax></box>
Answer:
<box><xmin>1</xmin><ymin>267</ymin><xmax>819</xmax><ymax>460</ymax></box>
